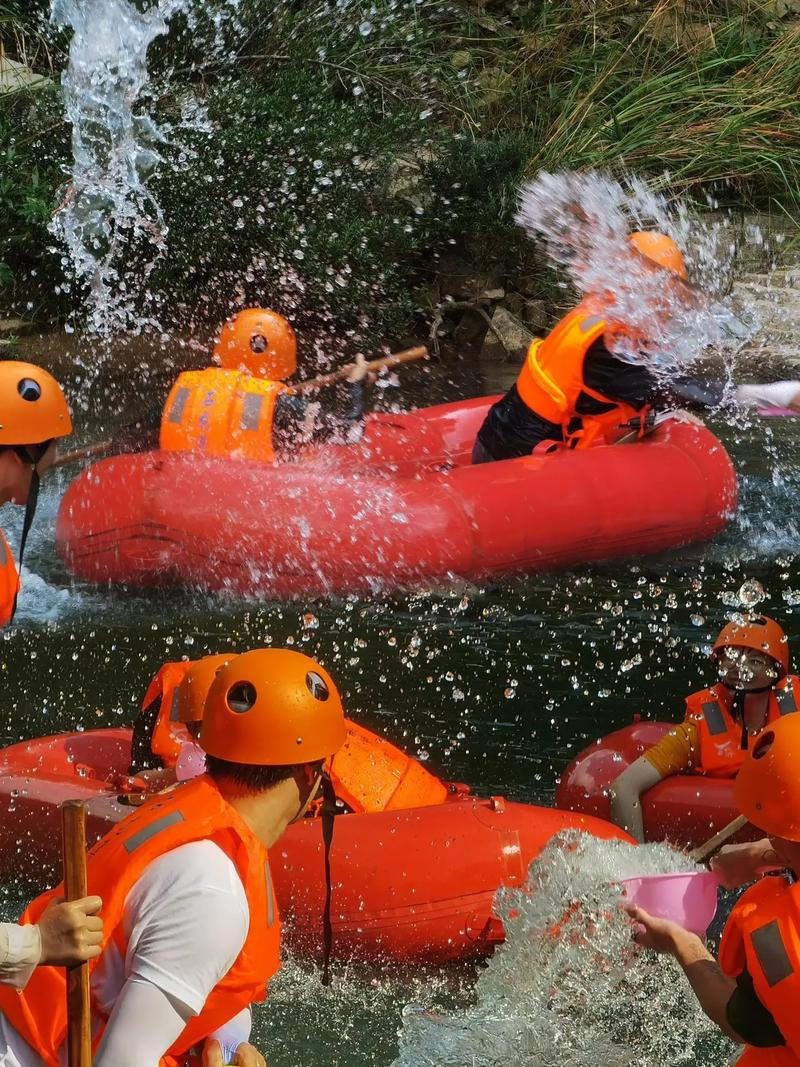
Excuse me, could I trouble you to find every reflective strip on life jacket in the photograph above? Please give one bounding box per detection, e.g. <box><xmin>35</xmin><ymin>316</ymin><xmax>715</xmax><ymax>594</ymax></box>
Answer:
<box><xmin>160</xmin><ymin>367</ymin><xmax>288</xmax><ymax>463</ymax></box>
<box><xmin>514</xmin><ymin>301</ymin><xmax>647</xmax><ymax>450</ymax></box>
<box><xmin>778</xmin><ymin>686</ymin><xmax>798</xmax><ymax>715</ymax></box>
<box><xmin>752</xmin><ymin>920</ymin><xmax>795</xmax><ymax>987</ymax></box>
<box><xmin>686</xmin><ymin>678</ymin><xmax>800</xmax><ymax>777</ymax></box>
<box><xmin>701</xmin><ymin>700</ymin><xmax>729</xmax><ymax>736</ymax></box>
<box><xmin>0</xmin><ymin>528</ymin><xmax>20</xmax><ymax>629</ymax></box>
<box><xmin>0</xmin><ymin>776</ymin><xmax>280</xmax><ymax>1067</ymax></box>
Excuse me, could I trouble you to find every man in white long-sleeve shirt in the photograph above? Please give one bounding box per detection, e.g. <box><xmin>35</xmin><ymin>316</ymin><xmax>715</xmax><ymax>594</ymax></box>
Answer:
<box><xmin>0</xmin><ymin>649</ymin><xmax>346</xmax><ymax>1067</ymax></box>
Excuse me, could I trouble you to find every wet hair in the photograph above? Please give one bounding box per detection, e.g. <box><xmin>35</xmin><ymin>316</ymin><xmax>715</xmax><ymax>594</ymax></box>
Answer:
<box><xmin>205</xmin><ymin>755</ymin><xmax>300</xmax><ymax>793</ymax></box>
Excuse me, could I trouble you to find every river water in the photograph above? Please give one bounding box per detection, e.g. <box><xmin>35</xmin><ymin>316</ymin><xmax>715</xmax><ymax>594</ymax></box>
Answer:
<box><xmin>0</xmin><ymin>350</ymin><xmax>796</xmax><ymax>1064</ymax></box>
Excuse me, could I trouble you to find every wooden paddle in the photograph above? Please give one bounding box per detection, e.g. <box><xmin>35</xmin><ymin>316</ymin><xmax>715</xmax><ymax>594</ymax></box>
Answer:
<box><xmin>293</xmin><ymin>344</ymin><xmax>427</xmax><ymax>393</ymax></box>
<box><xmin>689</xmin><ymin>813</ymin><xmax>749</xmax><ymax>865</ymax></box>
<box><xmin>52</xmin><ymin>345</ymin><xmax>429</xmax><ymax>469</ymax></box>
<box><xmin>62</xmin><ymin>800</ymin><xmax>92</xmax><ymax>1067</ymax></box>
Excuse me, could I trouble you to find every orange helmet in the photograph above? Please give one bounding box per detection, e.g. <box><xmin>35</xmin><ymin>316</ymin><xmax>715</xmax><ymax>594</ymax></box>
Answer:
<box><xmin>712</xmin><ymin>615</ymin><xmax>788</xmax><ymax>678</ymax></box>
<box><xmin>0</xmin><ymin>361</ymin><xmax>72</xmax><ymax>445</ymax></box>
<box><xmin>199</xmin><ymin>648</ymin><xmax>347</xmax><ymax>765</ymax></box>
<box><xmin>629</xmin><ymin>231</ymin><xmax>688</xmax><ymax>281</ymax></box>
<box><xmin>735</xmin><ymin>714</ymin><xmax>800</xmax><ymax>840</ymax></box>
<box><xmin>213</xmin><ymin>309</ymin><xmax>297</xmax><ymax>380</ymax></box>
<box><xmin>176</xmin><ymin>652</ymin><xmax>235</xmax><ymax>725</ymax></box>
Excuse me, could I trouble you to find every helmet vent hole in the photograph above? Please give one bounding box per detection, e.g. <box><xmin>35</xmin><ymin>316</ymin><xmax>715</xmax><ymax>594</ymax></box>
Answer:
<box><xmin>227</xmin><ymin>681</ymin><xmax>257</xmax><ymax>714</ymax></box>
<box><xmin>250</xmin><ymin>333</ymin><xmax>267</xmax><ymax>353</ymax></box>
<box><xmin>752</xmin><ymin>730</ymin><xmax>775</xmax><ymax>761</ymax></box>
<box><xmin>306</xmin><ymin>671</ymin><xmax>329</xmax><ymax>701</ymax></box>
<box><xmin>18</xmin><ymin>378</ymin><xmax>41</xmax><ymax>402</ymax></box>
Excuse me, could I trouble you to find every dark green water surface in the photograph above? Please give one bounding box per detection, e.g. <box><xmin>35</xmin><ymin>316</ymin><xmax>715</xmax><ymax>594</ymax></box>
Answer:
<box><xmin>1</xmin><ymin>362</ymin><xmax>796</xmax><ymax>1065</ymax></box>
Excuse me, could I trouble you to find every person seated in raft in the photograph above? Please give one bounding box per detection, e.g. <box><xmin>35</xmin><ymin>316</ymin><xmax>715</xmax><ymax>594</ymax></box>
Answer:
<box><xmin>159</xmin><ymin>308</ymin><xmax>373</xmax><ymax>464</ymax></box>
<box><xmin>609</xmin><ymin>614</ymin><xmax>798</xmax><ymax>843</ymax></box>
<box><xmin>0</xmin><ymin>361</ymin><xmax>73</xmax><ymax>626</ymax></box>
<box><xmin>626</xmin><ymin>713</ymin><xmax>800</xmax><ymax>1065</ymax></box>
<box><xmin>129</xmin><ymin>652</ymin><xmax>451</xmax><ymax>813</ymax></box>
<box><xmin>471</xmin><ymin>230</ymin><xmax>800</xmax><ymax>463</ymax></box>
<box><xmin>0</xmin><ymin>649</ymin><xmax>345</xmax><ymax>1067</ymax></box>
<box><xmin>0</xmin><ymin>361</ymin><xmax>106</xmax><ymax>990</ymax></box>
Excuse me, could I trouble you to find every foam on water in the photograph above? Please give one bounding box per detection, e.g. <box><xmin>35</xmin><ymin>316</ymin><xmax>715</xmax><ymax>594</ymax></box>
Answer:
<box><xmin>395</xmin><ymin>833</ymin><xmax>733</xmax><ymax>1067</ymax></box>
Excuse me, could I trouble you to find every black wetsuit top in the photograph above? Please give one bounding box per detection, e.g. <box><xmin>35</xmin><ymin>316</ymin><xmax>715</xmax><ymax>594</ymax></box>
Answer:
<box><xmin>474</xmin><ymin>338</ymin><xmax>726</xmax><ymax>462</ymax></box>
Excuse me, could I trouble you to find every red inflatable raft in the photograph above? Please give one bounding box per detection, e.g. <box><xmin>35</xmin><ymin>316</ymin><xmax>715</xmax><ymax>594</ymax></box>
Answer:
<box><xmin>555</xmin><ymin>720</ymin><xmax>758</xmax><ymax>850</ymax></box>
<box><xmin>0</xmin><ymin>728</ymin><xmax>629</xmax><ymax>963</ymax></box>
<box><xmin>56</xmin><ymin>396</ymin><xmax>736</xmax><ymax>597</ymax></box>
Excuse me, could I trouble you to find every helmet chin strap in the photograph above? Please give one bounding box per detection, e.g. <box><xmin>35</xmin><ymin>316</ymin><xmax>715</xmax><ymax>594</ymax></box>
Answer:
<box><xmin>8</xmin><ymin>442</ymin><xmax>50</xmax><ymax>624</ymax></box>
<box><xmin>720</xmin><ymin>680</ymin><xmax>774</xmax><ymax>750</ymax></box>
<box><xmin>320</xmin><ymin>770</ymin><xmax>338</xmax><ymax>986</ymax></box>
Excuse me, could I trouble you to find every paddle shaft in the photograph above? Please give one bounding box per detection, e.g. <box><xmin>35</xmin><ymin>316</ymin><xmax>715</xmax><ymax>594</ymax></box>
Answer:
<box><xmin>53</xmin><ymin>440</ymin><xmax>113</xmax><ymax>470</ymax></box>
<box><xmin>293</xmin><ymin>345</ymin><xmax>427</xmax><ymax>393</ymax></box>
<box><xmin>689</xmin><ymin>813</ymin><xmax>749</xmax><ymax>864</ymax></box>
<box><xmin>62</xmin><ymin>801</ymin><xmax>92</xmax><ymax>1067</ymax></box>
<box><xmin>52</xmin><ymin>346</ymin><xmax>428</xmax><ymax>468</ymax></box>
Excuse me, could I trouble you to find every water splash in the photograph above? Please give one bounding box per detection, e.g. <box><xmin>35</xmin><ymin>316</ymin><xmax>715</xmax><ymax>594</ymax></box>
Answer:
<box><xmin>515</xmin><ymin>170</ymin><xmax>754</xmax><ymax>377</ymax></box>
<box><xmin>395</xmin><ymin>833</ymin><xmax>732</xmax><ymax>1067</ymax></box>
<box><xmin>48</xmin><ymin>0</ymin><xmax>211</xmax><ymax>336</ymax></box>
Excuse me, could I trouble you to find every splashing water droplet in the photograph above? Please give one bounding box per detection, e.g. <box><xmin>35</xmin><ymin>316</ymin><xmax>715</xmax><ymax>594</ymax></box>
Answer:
<box><xmin>738</xmin><ymin>579</ymin><xmax>765</xmax><ymax>608</ymax></box>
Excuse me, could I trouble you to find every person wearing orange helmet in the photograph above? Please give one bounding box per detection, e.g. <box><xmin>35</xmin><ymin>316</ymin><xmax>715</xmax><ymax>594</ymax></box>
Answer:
<box><xmin>609</xmin><ymin>615</ymin><xmax>798</xmax><ymax>842</ymax></box>
<box><xmin>472</xmin><ymin>231</ymin><xmax>800</xmax><ymax>462</ymax></box>
<box><xmin>160</xmin><ymin>308</ymin><xmax>372</xmax><ymax>464</ymax></box>
<box><xmin>128</xmin><ymin>652</ymin><xmax>233</xmax><ymax>778</ymax></box>
<box><xmin>128</xmin><ymin>649</ymin><xmax>449</xmax><ymax>815</ymax></box>
<box><xmin>0</xmin><ymin>649</ymin><xmax>345</xmax><ymax>1067</ymax></box>
<box><xmin>626</xmin><ymin>713</ymin><xmax>800</xmax><ymax>1064</ymax></box>
<box><xmin>0</xmin><ymin>361</ymin><xmax>72</xmax><ymax>625</ymax></box>
<box><xmin>0</xmin><ymin>362</ymin><xmax>106</xmax><ymax>991</ymax></box>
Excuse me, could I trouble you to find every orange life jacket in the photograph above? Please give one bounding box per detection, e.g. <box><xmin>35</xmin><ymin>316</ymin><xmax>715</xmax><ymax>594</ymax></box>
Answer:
<box><xmin>143</xmin><ymin>660</ymin><xmax>194</xmax><ymax>766</ymax></box>
<box><xmin>160</xmin><ymin>367</ymin><xmax>289</xmax><ymax>463</ymax></box>
<box><xmin>684</xmin><ymin>677</ymin><xmax>800</xmax><ymax>777</ymax></box>
<box><xmin>515</xmin><ymin>300</ymin><xmax>647</xmax><ymax>449</ymax></box>
<box><xmin>331</xmin><ymin>720</ymin><xmax>449</xmax><ymax>813</ymax></box>
<box><xmin>0</xmin><ymin>775</ymin><xmax>280</xmax><ymax>1067</ymax></box>
<box><xmin>719</xmin><ymin>875</ymin><xmax>800</xmax><ymax>1065</ymax></box>
<box><xmin>0</xmin><ymin>527</ymin><xmax>20</xmax><ymax>628</ymax></box>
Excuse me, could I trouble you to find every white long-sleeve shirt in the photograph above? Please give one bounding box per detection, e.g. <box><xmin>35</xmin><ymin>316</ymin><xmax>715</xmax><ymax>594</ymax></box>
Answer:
<box><xmin>0</xmin><ymin>841</ymin><xmax>253</xmax><ymax>1067</ymax></box>
<box><xmin>0</xmin><ymin>923</ymin><xmax>40</xmax><ymax>991</ymax></box>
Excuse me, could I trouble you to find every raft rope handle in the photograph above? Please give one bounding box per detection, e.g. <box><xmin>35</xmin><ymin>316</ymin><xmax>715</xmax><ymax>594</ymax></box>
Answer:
<box><xmin>320</xmin><ymin>771</ymin><xmax>338</xmax><ymax>986</ymax></box>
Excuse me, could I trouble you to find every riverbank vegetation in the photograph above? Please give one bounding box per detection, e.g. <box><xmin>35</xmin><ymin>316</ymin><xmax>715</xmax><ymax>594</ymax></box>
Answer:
<box><xmin>1</xmin><ymin>0</ymin><xmax>799</xmax><ymax>347</ymax></box>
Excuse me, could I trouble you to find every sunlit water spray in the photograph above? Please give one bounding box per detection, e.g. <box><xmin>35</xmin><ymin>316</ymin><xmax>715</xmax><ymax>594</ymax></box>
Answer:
<box><xmin>517</xmin><ymin>170</ymin><xmax>754</xmax><ymax>378</ymax></box>
<box><xmin>395</xmin><ymin>833</ymin><xmax>732</xmax><ymax>1067</ymax></box>
<box><xmin>48</xmin><ymin>0</ymin><xmax>213</xmax><ymax>336</ymax></box>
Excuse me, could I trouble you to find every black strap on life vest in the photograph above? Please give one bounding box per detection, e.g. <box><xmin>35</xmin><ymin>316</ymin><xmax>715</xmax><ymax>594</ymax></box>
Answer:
<box><xmin>320</xmin><ymin>771</ymin><xmax>338</xmax><ymax>986</ymax></box>
<box><xmin>8</xmin><ymin>441</ymin><xmax>51</xmax><ymax>624</ymax></box>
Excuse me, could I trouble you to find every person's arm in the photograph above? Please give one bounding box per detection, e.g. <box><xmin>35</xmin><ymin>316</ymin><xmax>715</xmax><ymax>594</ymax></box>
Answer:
<box><xmin>608</xmin><ymin>757</ymin><xmax>664</xmax><ymax>843</ymax></box>
<box><xmin>0</xmin><ymin>922</ymin><xmax>40</xmax><ymax>989</ymax></box>
<box><xmin>711</xmin><ymin>839</ymin><xmax>782</xmax><ymax>890</ymax></box>
<box><xmin>201</xmin><ymin>1008</ymin><xmax>268</xmax><ymax>1066</ymax></box>
<box><xmin>626</xmin><ymin>907</ymin><xmax>743</xmax><ymax>1043</ymax></box>
<box><xmin>0</xmin><ymin>895</ymin><xmax>103</xmax><ymax>990</ymax></box>
<box><xmin>95</xmin><ymin>977</ymin><xmax>189</xmax><ymax>1067</ymax></box>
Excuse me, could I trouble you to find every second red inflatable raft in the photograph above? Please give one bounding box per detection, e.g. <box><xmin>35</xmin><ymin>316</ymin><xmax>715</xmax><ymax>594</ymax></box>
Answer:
<box><xmin>56</xmin><ymin>396</ymin><xmax>737</xmax><ymax>598</ymax></box>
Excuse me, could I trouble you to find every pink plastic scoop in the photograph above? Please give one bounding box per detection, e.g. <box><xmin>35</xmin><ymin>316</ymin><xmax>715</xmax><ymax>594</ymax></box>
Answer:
<box><xmin>620</xmin><ymin>870</ymin><xmax>721</xmax><ymax>936</ymax></box>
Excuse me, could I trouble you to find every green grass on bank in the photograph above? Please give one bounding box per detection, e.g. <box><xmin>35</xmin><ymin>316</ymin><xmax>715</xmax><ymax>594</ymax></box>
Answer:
<box><xmin>0</xmin><ymin>1</ymin><xmax>799</xmax><ymax>343</ymax></box>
